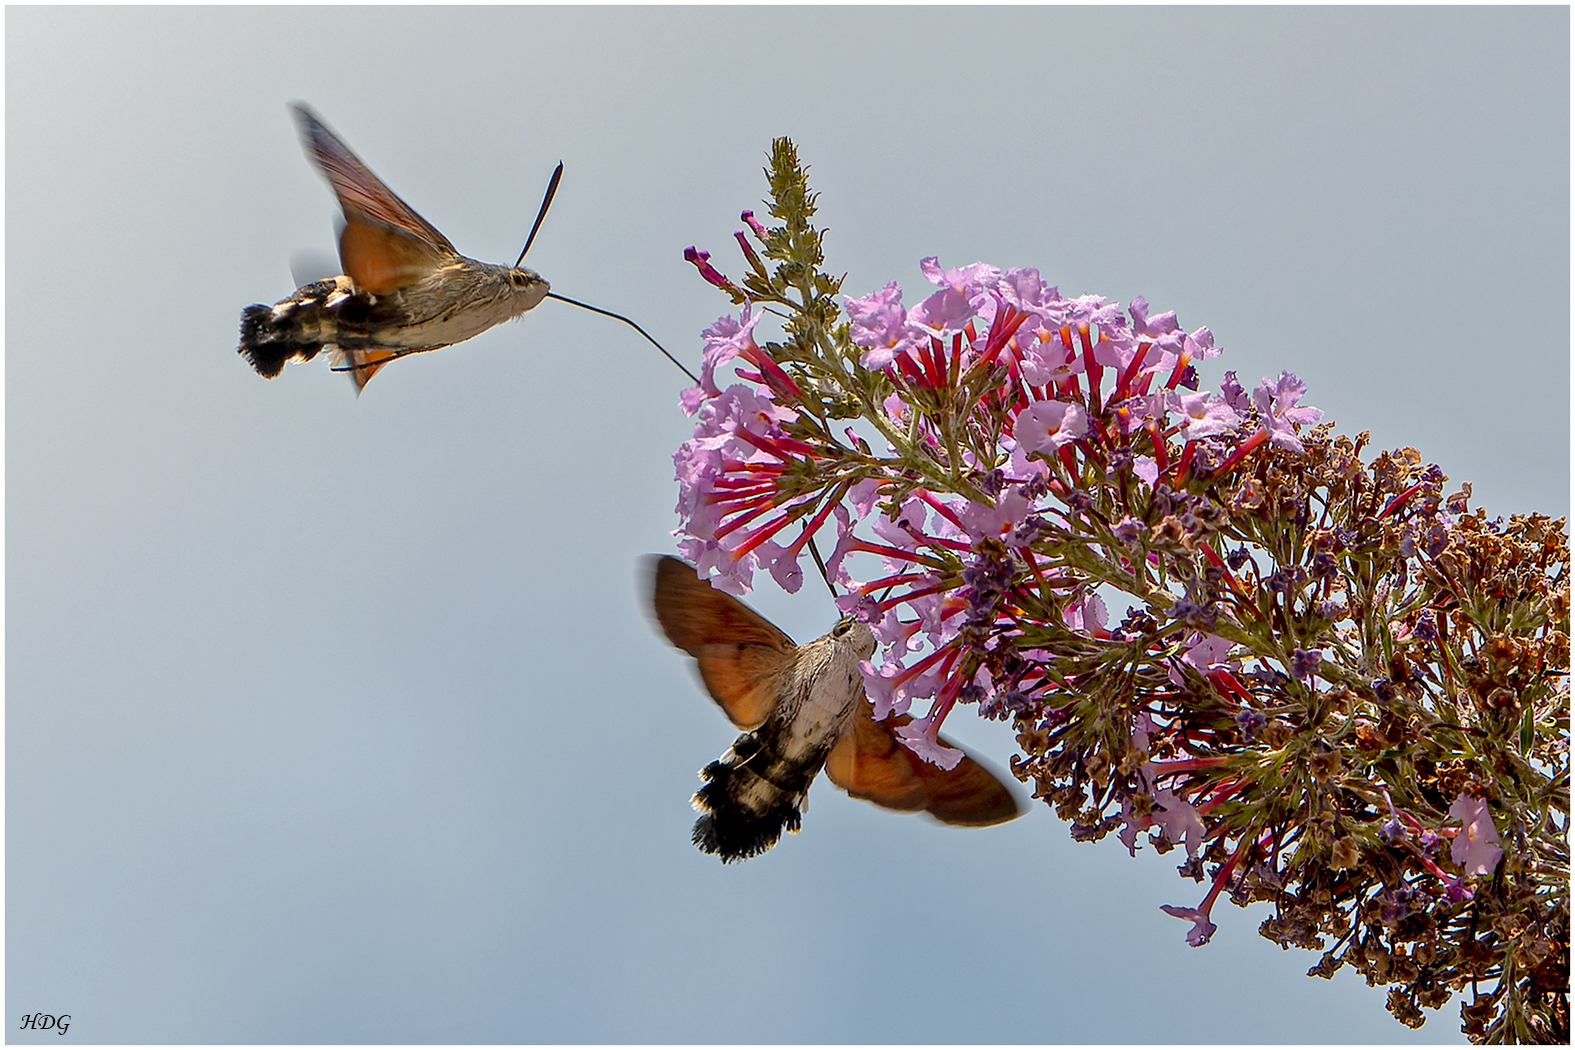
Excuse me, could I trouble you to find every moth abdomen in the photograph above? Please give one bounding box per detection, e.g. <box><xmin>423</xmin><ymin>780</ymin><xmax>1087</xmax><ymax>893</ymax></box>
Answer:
<box><xmin>690</xmin><ymin>734</ymin><xmax>816</xmax><ymax>863</ymax></box>
<box><xmin>238</xmin><ymin>277</ymin><xmax>355</xmax><ymax>378</ymax></box>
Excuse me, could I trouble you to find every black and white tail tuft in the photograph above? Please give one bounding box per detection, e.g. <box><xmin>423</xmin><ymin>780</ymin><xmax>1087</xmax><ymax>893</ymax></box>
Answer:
<box><xmin>690</xmin><ymin>733</ymin><xmax>812</xmax><ymax>863</ymax></box>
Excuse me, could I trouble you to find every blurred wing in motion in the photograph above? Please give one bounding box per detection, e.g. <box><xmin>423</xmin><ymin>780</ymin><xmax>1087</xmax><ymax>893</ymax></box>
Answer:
<box><xmin>650</xmin><ymin>556</ymin><xmax>794</xmax><ymax>730</ymax></box>
<box><xmin>825</xmin><ymin>706</ymin><xmax>1022</xmax><ymax>827</ymax></box>
<box><xmin>289</xmin><ymin>248</ymin><xmax>341</xmax><ymax>288</ymax></box>
<box><xmin>292</xmin><ymin>103</ymin><xmax>458</xmax><ymax>294</ymax></box>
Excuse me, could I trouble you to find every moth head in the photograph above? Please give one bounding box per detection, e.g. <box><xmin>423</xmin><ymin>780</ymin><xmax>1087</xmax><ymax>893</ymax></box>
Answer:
<box><xmin>828</xmin><ymin>615</ymin><xmax>877</xmax><ymax>660</ymax></box>
<box><xmin>507</xmin><ymin>266</ymin><xmax>551</xmax><ymax>315</ymax></box>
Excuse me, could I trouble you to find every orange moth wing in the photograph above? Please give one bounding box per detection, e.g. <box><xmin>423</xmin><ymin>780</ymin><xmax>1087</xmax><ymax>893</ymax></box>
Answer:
<box><xmin>826</xmin><ymin>707</ymin><xmax>1022</xmax><ymax>827</ymax></box>
<box><xmin>650</xmin><ymin>556</ymin><xmax>795</xmax><ymax>730</ymax></box>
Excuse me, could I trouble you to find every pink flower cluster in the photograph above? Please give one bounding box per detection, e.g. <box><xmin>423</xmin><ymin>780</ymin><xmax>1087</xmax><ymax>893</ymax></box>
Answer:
<box><xmin>674</xmin><ymin>147</ymin><xmax>1567</xmax><ymax>1037</ymax></box>
<box><xmin>673</xmin><ymin>258</ymin><xmax>1321</xmax><ymax>741</ymax></box>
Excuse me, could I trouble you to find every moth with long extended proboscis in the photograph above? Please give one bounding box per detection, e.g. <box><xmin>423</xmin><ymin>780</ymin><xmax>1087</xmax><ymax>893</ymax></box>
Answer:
<box><xmin>238</xmin><ymin>103</ymin><xmax>687</xmax><ymax>394</ymax></box>
<box><xmin>650</xmin><ymin>555</ymin><xmax>1022</xmax><ymax>862</ymax></box>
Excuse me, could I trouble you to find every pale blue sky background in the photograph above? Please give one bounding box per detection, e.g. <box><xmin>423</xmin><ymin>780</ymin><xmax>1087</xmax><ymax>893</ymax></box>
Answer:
<box><xmin>7</xmin><ymin>6</ymin><xmax>1568</xmax><ymax>1044</ymax></box>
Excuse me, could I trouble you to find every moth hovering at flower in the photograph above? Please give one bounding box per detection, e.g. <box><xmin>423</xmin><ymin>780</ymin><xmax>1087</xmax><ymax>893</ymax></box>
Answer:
<box><xmin>650</xmin><ymin>556</ymin><xmax>1022</xmax><ymax>862</ymax></box>
<box><xmin>239</xmin><ymin>103</ymin><xmax>682</xmax><ymax>394</ymax></box>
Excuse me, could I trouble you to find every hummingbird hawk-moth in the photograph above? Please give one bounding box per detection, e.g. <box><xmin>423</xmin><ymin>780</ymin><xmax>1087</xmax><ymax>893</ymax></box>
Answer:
<box><xmin>650</xmin><ymin>556</ymin><xmax>1022</xmax><ymax>862</ymax></box>
<box><xmin>238</xmin><ymin>103</ymin><xmax>558</xmax><ymax>393</ymax></box>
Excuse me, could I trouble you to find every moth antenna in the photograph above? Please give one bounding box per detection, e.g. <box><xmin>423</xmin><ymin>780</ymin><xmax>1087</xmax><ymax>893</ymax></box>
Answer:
<box><xmin>514</xmin><ymin>161</ymin><xmax>564</xmax><ymax>267</ymax></box>
<box><xmin>546</xmin><ymin>292</ymin><xmax>699</xmax><ymax>384</ymax></box>
<box><xmin>806</xmin><ymin>537</ymin><xmax>837</xmax><ymax>598</ymax></box>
